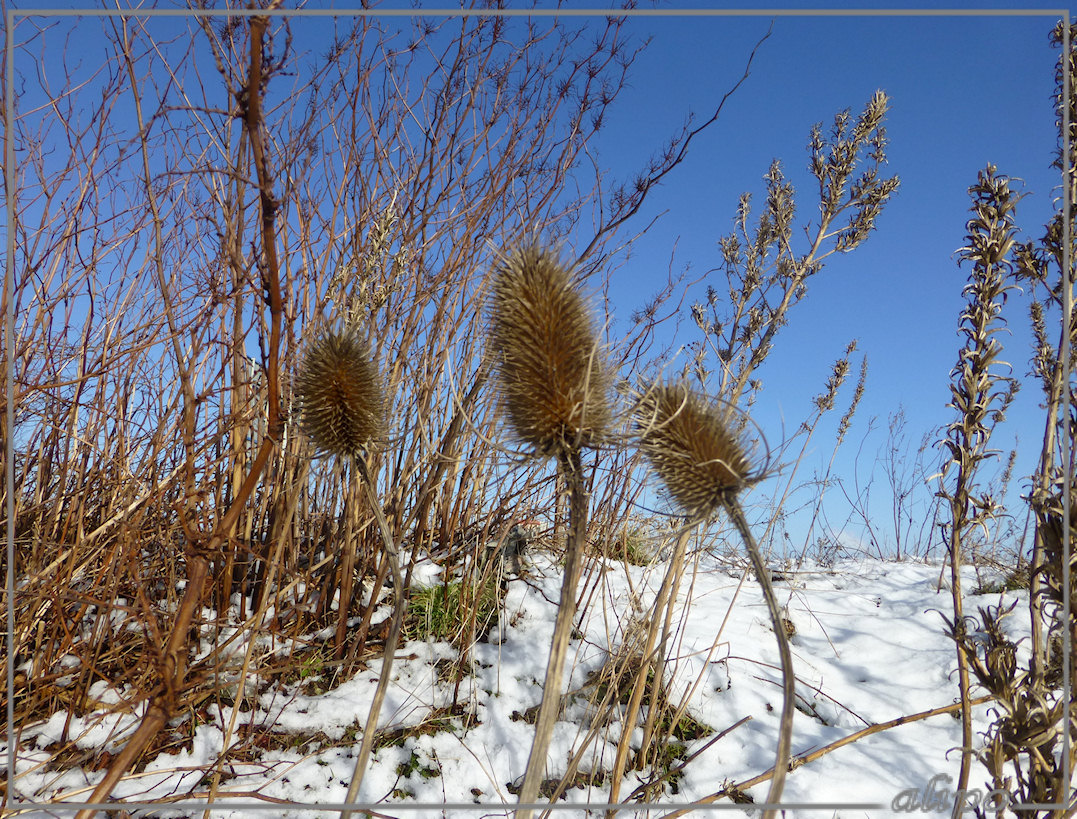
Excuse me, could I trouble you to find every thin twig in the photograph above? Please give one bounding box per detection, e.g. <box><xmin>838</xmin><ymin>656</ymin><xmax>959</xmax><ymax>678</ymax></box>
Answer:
<box><xmin>340</xmin><ymin>454</ymin><xmax>406</xmax><ymax>819</ymax></box>
<box><xmin>658</xmin><ymin>696</ymin><xmax>991</xmax><ymax>819</ymax></box>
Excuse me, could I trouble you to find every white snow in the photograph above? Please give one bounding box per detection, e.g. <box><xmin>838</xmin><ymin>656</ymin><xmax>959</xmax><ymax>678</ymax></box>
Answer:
<box><xmin>6</xmin><ymin>551</ymin><xmax>1037</xmax><ymax>817</ymax></box>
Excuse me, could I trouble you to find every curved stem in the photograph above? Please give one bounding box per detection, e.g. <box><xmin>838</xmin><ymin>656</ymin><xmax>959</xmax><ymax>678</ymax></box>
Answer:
<box><xmin>721</xmin><ymin>494</ymin><xmax>793</xmax><ymax>819</ymax></box>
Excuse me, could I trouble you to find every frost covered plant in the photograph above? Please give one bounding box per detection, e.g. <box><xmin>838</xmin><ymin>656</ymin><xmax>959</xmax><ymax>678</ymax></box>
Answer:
<box><xmin>625</xmin><ymin>380</ymin><xmax>792</xmax><ymax>819</ymax></box>
<box><xmin>294</xmin><ymin>325</ymin><xmax>401</xmax><ymax>819</ymax></box>
<box><xmin>488</xmin><ymin>243</ymin><xmax>610</xmax><ymax>818</ymax></box>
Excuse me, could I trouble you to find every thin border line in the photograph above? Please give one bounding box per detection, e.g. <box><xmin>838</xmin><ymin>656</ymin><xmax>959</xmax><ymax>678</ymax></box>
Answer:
<box><xmin>1061</xmin><ymin>11</ymin><xmax>1073</xmax><ymax>815</ymax></box>
<box><xmin>4</xmin><ymin>1</ymin><xmax>15</xmax><ymax>814</ymax></box>
<box><xmin>2</xmin><ymin>3</ymin><xmax>1070</xmax><ymax>815</ymax></box>
<box><xmin>5</xmin><ymin>6</ymin><xmax>1073</xmax><ymax>15</ymax></box>
<box><xmin>0</xmin><ymin>800</ymin><xmax>886</xmax><ymax>812</ymax></box>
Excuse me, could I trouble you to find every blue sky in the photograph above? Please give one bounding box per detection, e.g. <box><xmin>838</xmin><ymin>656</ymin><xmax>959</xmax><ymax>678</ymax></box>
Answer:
<box><xmin>6</xmin><ymin>1</ymin><xmax>1067</xmax><ymax>557</ymax></box>
<box><xmin>578</xmin><ymin>6</ymin><xmax>1063</xmax><ymax>553</ymax></box>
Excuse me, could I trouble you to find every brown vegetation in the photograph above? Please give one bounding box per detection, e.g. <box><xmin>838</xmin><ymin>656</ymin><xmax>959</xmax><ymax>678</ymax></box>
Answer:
<box><xmin>2</xmin><ymin>7</ymin><xmax>1072</xmax><ymax>819</ymax></box>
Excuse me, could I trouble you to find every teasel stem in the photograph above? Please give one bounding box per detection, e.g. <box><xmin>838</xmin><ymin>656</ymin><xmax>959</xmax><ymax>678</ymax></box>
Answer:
<box><xmin>293</xmin><ymin>323</ymin><xmax>397</xmax><ymax>817</ymax></box>
<box><xmin>340</xmin><ymin>453</ymin><xmax>405</xmax><ymax>819</ymax></box>
<box><xmin>486</xmin><ymin>243</ymin><xmax>610</xmax><ymax>818</ymax></box>
<box><xmin>516</xmin><ymin>448</ymin><xmax>589</xmax><ymax>819</ymax></box>
<box><xmin>720</xmin><ymin>494</ymin><xmax>794</xmax><ymax>819</ymax></box>
<box><xmin>604</xmin><ymin>503</ymin><xmax>792</xmax><ymax>819</ymax></box>
<box><xmin>627</xmin><ymin>380</ymin><xmax>789</xmax><ymax>817</ymax></box>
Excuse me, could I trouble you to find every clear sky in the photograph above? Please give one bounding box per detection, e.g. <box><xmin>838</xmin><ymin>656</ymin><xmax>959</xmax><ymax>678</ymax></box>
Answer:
<box><xmin>6</xmin><ymin>1</ymin><xmax>1066</xmax><ymax>558</ymax></box>
<box><xmin>577</xmin><ymin>4</ymin><xmax>1063</xmax><ymax>555</ymax></box>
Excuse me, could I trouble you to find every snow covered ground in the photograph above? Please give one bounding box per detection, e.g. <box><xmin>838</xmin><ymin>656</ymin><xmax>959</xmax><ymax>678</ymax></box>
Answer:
<box><xmin>9</xmin><ymin>549</ymin><xmax>1034</xmax><ymax>818</ymax></box>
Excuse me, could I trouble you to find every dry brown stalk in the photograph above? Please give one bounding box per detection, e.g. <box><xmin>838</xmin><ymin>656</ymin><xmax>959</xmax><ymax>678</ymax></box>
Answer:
<box><xmin>947</xmin><ymin>26</ymin><xmax>1077</xmax><ymax>816</ymax></box>
<box><xmin>718</xmin><ymin>496</ymin><xmax>794</xmax><ymax>818</ymax></box>
<box><xmin>200</xmin><ymin>462</ymin><xmax>308</xmax><ymax>814</ymax></box>
<box><xmin>657</xmin><ymin>696</ymin><xmax>993</xmax><ymax>819</ymax></box>
<box><xmin>73</xmin><ymin>13</ymin><xmax>288</xmax><ymax>817</ymax></box>
<box><xmin>604</xmin><ymin>522</ymin><xmax>693</xmax><ymax>808</ymax></box>
<box><xmin>487</xmin><ymin>244</ymin><xmax>610</xmax><ymax>819</ymax></box>
<box><xmin>636</xmin><ymin>529</ymin><xmax>690</xmax><ymax>769</ymax></box>
<box><xmin>290</xmin><ymin>322</ymin><xmax>400</xmax><ymax>818</ymax></box>
<box><xmin>341</xmin><ymin>455</ymin><xmax>407</xmax><ymax>819</ymax></box>
<box><xmin>293</xmin><ymin>325</ymin><xmax>388</xmax><ymax>665</ymax></box>
<box><xmin>627</xmin><ymin>380</ymin><xmax>790</xmax><ymax>819</ymax></box>
<box><xmin>937</xmin><ymin>165</ymin><xmax>1021</xmax><ymax>817</ymax></box>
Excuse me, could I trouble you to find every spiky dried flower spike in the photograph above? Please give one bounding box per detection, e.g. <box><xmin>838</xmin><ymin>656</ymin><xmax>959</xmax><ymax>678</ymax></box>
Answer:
<box><xmin>489</xmin><ymin>244</ymin><xmax>610</xmax><ymax>456</ymax></box>
<box><xmin>635</xmin><ymin>380</ymin><xmax>753</xmax><ymax>518</ymax></box>
<box><xmin>295</xmin><ymin>327</ymin><xmax>385</xmax><ymax>458</ymax></box>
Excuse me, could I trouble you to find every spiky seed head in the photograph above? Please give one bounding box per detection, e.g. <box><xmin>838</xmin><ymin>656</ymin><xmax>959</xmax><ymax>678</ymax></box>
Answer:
<box><xmin>635</xmin><ymin>380</ymin><xmax>753</xmax><ymax>518</ymax></box>
<box><xmin>294</xmin><ymin>327</ymin><xmax>385</xmax><ymax>458</ymax></box>
<box><xmin>488</xmin><ymin>243</ymin><xmax>610</xmax><ymax>456</ymax></box>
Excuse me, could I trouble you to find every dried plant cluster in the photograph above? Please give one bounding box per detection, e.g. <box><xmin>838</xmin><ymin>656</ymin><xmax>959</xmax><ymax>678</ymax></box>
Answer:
<box><xmin>488</xmin><ymin>244</ymin><xmax>611</xmax><ymax>456</ymax></box>
<box><xmin>938</xmin><ymin>165</ymin><xmax>1021</xmax><ymax>510</ymax></box>
<box><xmin>685</xmin><ymin>90</ymin><xmax>899</xmax><ymax>409</ymax></box>
<box><xmin>937</xmin><ymin>24</ymin><xmax>1077</xmax><ymax>809</ymax></box>
<box><xmin>7</xmin><ymin>11</ymin><xmax>709</xmax><ymax>815</ymax></box>
<box><xmin>951</xmin><ymin>600</ymin><xmax>1074</xmax><ymax>811</ymax></box>
<box><xmin>295</xmin><ymin>327</ymin><xmax>385</xmax><ymax>458</ymax></box>
<box><xmin>635</xmin><ymin>381</ymin><xmax>753</xmax><ymax>518</ymax></box>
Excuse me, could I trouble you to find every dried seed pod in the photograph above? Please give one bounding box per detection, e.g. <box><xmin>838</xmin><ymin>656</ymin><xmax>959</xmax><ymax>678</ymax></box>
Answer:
<box><xmin>635</xmin><ymin>380</ymin><xmax>753</xmax><ymax>518</ymax></box>
<box><xmin>488</xmin><ymin>244</ymin><xmax>610</xmax><ymax>456</ymax></box>
<box><xmin>294</xmin><ymin>326</ymin><xmax>385</xmax><ymax>458</ymax></box>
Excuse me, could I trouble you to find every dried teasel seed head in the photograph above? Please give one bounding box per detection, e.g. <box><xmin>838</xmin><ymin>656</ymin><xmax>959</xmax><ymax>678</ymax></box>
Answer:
<box><xmin>294</xmin><ymin>326</ymin><xmax>385</xmax><ymax>458</ymax></box>
<box><xmin>488</xmin><ymin>243</ymin><xmax>611</xmax><ymax>456</ymax></box>
<box><xmin>635</xmin><ymin>380</ymin><xmax>754</xmax><ymax>518</ymax></box>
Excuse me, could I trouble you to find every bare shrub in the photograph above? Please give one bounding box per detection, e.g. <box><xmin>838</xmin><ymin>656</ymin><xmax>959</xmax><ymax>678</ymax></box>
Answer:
<box><xmin>2</xmin><ymin>7</ymin><xmax>767</xmax><ymax>812</ymax></box>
